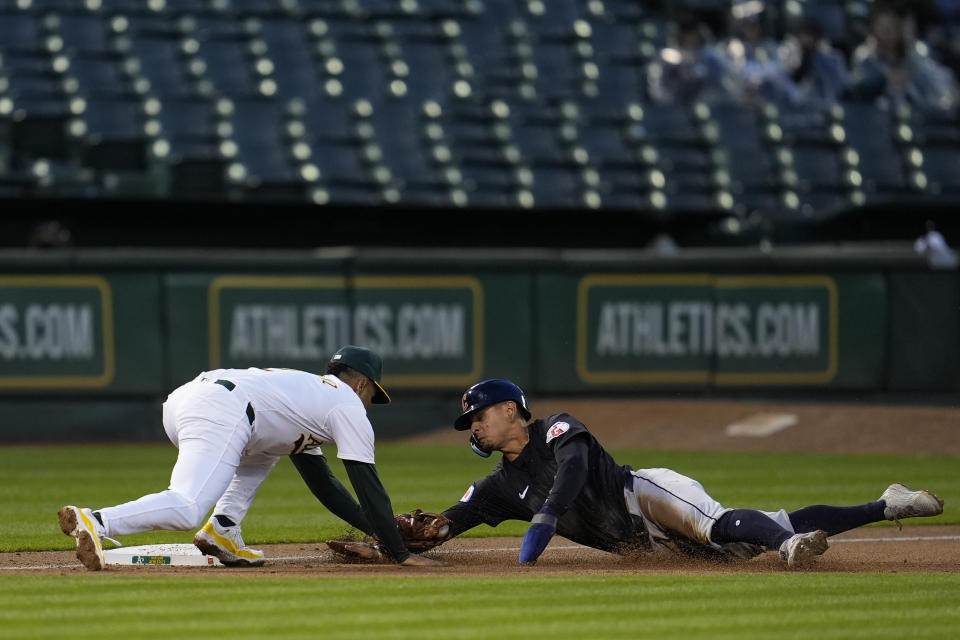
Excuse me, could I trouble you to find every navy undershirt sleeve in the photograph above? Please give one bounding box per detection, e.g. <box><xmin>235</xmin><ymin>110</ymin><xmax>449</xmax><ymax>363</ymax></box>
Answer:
<box><xmin>290</xmin><ymin>453</ymin><xmax>374</xmax><ymax>535</ymax></box>
<box><xmin>342</xmin><ymin>459</ymin><xmax>410</xmax><ymax>563</ymax></box>
<box><xmin>541</xmin><ymin>435</ymin><xmax>589</xmax><ymax>515</ymax></box>
<box><xmin>441</xmin><ymin>500</ymin><xmax>488</xmax><ymax>537</ymax></box>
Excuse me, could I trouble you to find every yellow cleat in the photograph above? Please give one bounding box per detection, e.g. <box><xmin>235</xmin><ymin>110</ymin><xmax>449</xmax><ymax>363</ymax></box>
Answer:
<box><xmin>58</xmin><ymin>506</ymin><xmax>106</xmax><ymax>571</ymax></box>
<box><xmin>193</xmin><ymin>518</ymin><xmax>265</xmax><ymax>567</ymax></box>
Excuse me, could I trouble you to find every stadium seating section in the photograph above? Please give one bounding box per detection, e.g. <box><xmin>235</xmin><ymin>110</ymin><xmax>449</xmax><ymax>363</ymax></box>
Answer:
<box><xmin>1</xmin><ymin>0</ymin><xmax>959</xmax><ymax>220</ymax></box>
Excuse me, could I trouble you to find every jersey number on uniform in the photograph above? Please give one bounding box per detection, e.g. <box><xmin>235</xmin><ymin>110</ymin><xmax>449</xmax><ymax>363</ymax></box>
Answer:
<box><xmin>290</xmin><ymin>433</ymin><xmax>324</xmax><ymax>455</ymax></box>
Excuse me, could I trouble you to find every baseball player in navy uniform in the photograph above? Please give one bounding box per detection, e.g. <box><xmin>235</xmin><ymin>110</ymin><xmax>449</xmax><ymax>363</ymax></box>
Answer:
<box><xmin>58</xmin><ymin>346</ymin><xmax>442</xmax><ymax>570</ymax></box>
<box><xmin>440</xmin><ymin>379</ymin><xmax>944</xmax><ymax>567</ymax></box>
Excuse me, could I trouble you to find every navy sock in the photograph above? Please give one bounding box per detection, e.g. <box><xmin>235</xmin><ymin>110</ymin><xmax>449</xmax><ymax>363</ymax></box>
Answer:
<box><xmin>92</xmin><ymin>511</ymin><xmax>104</xmax><ymax>527</ymax></box>
<box><xmin>215</xmin><ymin>514</ymin><xmax>236</xmax><ymax>527</ymax></box>
<box><xmin>788</xmin><ymin>501</ymin><xmax>886</xmax><ymax>536</ymax></box>
<box><xmin>711</xmin><ymin>509</ymin><xmax>793</xmax><ymax>549</ymax></box>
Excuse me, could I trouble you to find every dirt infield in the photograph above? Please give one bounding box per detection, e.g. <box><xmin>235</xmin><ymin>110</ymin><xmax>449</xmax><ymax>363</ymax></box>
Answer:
<box><xmin>3</xmin><ymin>399</ymin><xmax>957</xmax><ymax>576</ymax></box>
<box><xmin>3</xmin><ymin>526</ymin><xmax>958</xmax><ymax>576</ymax></box>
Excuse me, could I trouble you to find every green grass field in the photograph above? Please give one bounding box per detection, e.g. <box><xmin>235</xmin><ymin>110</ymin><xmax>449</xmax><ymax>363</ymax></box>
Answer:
<box><xmin>1</xmin><ymin>573</ymin><xmax>958</xmax><ymax>639</ymax></box>
<box><xmin>1</xmin><ymin>443</ymin><xmax>957</xmax><ymax>639</ymax></box>
<box><xmin>0</xmin><ymin>443</ymin><xmax>954</xmax><ymax>550</ymax></box>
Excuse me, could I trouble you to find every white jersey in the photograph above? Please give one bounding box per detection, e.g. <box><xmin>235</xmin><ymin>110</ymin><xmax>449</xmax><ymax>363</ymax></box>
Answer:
<box><xmin>198</xmin><ymin>367</ymin><xmax>376</xmax><ymax>463</ymax></box>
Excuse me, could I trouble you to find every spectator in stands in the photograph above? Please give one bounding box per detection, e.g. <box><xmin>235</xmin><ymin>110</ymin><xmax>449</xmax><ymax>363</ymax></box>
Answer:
<box><xmin>724</xmin><ymin>2</ymin><xmax>780</xmax><ymax>65</ymax></box>
<box><xmin>848</xmin><ymin>3</ymin><xmax>959</xmax><ymax>111</ymax></box>
<box><xmin>914</xmin><ymin>220</ymin><xmax>959</xmax><ymax>269</ymax></box>
<box><xmin>647</xmin><ymin>14</ymin><xmax>740</xmax><ymax>105</ymax></box>
<box><xmin>874</xmin><ymin>0</ymin><xmax>960</xmax><ymax>75</ymax></box>
<box><xmin>775</xmin><ymin>17</ymin><xmax>849</xmax><ymax>109</ymax></box>
<box><xmin>721</xmin><ymin>1</ymin><xmax>783</xmax><ymax>103</ymax></box>
<box><xmin>925</xmin><ymin>0</ymin><xmax>960</xmax><ymax>76</ymax></box>
<box><xmin>28</xmin><ymin>220</ymin><xmax>73</xmax><ymax>248</ymax></box>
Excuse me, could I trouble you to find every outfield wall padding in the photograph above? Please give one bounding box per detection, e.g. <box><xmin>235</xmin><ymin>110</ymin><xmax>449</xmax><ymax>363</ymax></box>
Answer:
<box><xmin>0</xmin><ymin>246</ymin><xmax>954</xmax><ymax>440</ymax></box>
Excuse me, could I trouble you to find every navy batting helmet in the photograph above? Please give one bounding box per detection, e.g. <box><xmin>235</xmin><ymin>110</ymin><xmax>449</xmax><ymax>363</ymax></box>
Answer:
<box><xmin>454</xmin><ymin>379</ymin><xmax>531</xmax><ymax>430</ymax></box>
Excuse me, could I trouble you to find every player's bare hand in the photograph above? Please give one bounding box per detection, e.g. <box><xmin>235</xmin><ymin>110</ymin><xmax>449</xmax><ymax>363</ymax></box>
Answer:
<box><xmin>399</xmin><ymin>554</ymin><xmax>445</xmax><ymax>567</ymax></box>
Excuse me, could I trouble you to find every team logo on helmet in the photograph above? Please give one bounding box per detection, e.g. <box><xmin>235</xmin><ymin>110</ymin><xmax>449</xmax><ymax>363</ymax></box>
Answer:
<box><xmin>461</xmin><ymin>392</ymin><xmax>470</xmax><ymax>411</ymax></box>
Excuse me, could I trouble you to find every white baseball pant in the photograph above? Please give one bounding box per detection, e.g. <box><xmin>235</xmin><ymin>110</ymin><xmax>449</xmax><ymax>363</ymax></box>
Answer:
<box><xmin>97</xmin><ymin>376</ymin><xmax>267</xmax><ymax>537</ymax></box>
<box><xmin>624</xmin><ymin>468</ymin><xmax>793</xmax><ymax>550</ymax></box>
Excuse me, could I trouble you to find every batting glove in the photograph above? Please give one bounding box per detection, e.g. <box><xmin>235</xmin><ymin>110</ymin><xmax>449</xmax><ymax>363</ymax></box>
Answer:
<box><xmin>518</xmin><ymin>506</ymin><xmax>560</xmax><ymax>565</ymax></box>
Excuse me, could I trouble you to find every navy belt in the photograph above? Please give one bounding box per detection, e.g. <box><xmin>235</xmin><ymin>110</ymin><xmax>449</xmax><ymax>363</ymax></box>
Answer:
<box><xmin>213</xmin><ymin>379</ymin><xmax>235</xmax><ymax>392</ymax></box>
<box><xmin>213</xmin><ymin>379</ymin><xmax>255</xmax><ymax>425</ymax></box>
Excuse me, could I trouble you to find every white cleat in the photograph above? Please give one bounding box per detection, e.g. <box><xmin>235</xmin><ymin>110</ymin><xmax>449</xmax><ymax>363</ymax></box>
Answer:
<box><xmin>779</xmin><ymin>530</ymin><xmax>829</xmax><ymax>568</ymax></box>
<box><xmin>194</xmin><ymin>518</ymin><xmax>265</xmax><ymax>567</ymax></box>
<box><xmin>880</xmin><ymin>483</ymin><xmax>944</xmax><ymax>529</ymax></box>
<box><xmin>58</xmin><ymin>506</ymin><xmax>107</xmax><ymax>571</ymax></box>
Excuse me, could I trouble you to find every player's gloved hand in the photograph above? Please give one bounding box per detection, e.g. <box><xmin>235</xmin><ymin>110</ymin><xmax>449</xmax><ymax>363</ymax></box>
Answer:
<box><xmin>518</xmin><ymin>506</ymin><xmax>560</xmax><ymax>565</ymax></box>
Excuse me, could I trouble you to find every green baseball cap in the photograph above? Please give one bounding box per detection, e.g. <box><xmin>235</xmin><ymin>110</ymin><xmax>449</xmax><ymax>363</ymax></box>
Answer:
<box><xmin>329</xmin><ymin>345</ymin><xmax>391</xmax><ymax>404</ymax></box>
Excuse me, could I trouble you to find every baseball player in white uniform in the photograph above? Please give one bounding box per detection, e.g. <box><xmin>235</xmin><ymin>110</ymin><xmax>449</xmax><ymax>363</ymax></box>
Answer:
<box><xmin>58</xmin><ymin>345</ymin><xmax>441</xmax><ymax>570</ymax></box>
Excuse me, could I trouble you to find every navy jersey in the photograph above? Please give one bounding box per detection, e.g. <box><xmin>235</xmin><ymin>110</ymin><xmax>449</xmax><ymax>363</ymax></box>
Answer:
<box><xmin>442</xmin><ymin>413</ymin><xmax>645</xmax><ymax>553</ymax></box>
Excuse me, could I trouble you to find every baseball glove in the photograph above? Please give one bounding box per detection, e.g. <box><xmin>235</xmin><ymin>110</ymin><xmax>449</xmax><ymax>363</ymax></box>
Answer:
<box><xmin>395</xmin><ymin>509</ymin><xmax>454</xmax><ymax>553</ymax></box>
<box><xmin>326</xmin><ymin>539</ymin><xmax>389</xmax><ymax>563</ymax></box>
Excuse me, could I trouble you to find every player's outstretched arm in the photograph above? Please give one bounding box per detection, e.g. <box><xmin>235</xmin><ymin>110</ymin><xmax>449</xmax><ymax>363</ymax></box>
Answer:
<box><xmin>440</xmin><ymin>501</ymin><xmax>486</xmax><ymax>538</ymax></box>
<box><xmin>343</xmin><ymin>460</ymin><xmax>444</xmax><ymax>566</ymax></box>
<box><xmin>519</xmin><ymin>437</ymin><xmax>589</xmax><ymax>564</ymax></box>
<box><xmin>290</xmin><ymin>453</ymin><xmax>375</xmax><ymax>535</ymax></box>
